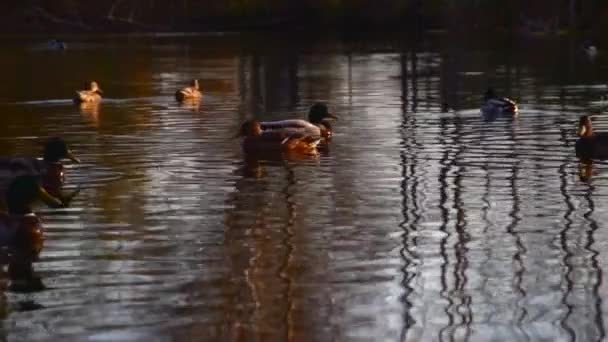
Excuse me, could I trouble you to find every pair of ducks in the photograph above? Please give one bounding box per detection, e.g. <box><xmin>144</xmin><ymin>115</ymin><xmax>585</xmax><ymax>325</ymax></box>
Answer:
<box><xmin>73</xmin><ymin>80</ymin><xmax>202</xmax><ymax>104</ymax></box>
<box><xmin>0</xmin><ymin>138</ymin><xmax>80</xmax><ymax>256</ymax></box>
<box><xmin>237</xmin><ymin>103</ymin><xmax>337</xmax><ymax>156</ymax></box>
<box><xmin>481</xmin><ymin>89</ymin><xmax>606</xmax><ymax>162</ymax></box>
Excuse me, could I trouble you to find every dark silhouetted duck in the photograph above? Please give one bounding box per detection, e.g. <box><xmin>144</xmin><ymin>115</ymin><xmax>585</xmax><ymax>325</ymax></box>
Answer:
<box><xmin>0</xmin><ymin>137</ymin><xmax>80</xmax><ymax>208</ymax></box>
<box><xmin>48</xmin><ymin>39</ymin><xmax>66</xmax><ymax>50</ymax></box>
<box><xmin>481</xmin><ymin>88</ymin><xmax>518</xmax><ymax>117</ymax></box>
<box><xmin>73</xmin><ymin>81</ymin><xmax>102</xmax><ymax>104</ymax></box>
<box><xmin>260</xmin><ymin>103</ymin><xmax>337</xmax><ymax>139</ymax></box>
<box><xmin>582</xmin><ymin>40</ymin><xmax>598</xmax><ymax>60</ymax></box>
<box><xmin>576</xmin><ymin>115</ymin><xmax>608</xmax><ymax>160</ymax></box>
<box><xmin>0</xmin><ymin>175</ymin><xmax>47</xmax><ymax>257</ymax></box>
<box><xmin>238</xmin><ymin>120</ymin><xmax>321</xmax><ymax>156</ymax></box>
<box><xmin>175</xmin><ymin>79</ymin><xmax>202</xmax><ymax>102</ymax></box>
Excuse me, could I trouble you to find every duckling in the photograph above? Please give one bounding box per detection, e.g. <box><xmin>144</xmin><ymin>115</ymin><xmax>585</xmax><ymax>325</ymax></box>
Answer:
<box><xmin>260</xmin><ymin>103</ymin><xmax>337</xmax><ymax>139</ymax></box>
<box><xmin>0</xmin><ymin>137</ymin><xmax>80</xmax><ymax>208</ymax></box>
<box><xmin>73</xmin><ymin>81</ymin><xmax>102</xmax><ymax>104</ymax></box>
<box><xmin>238</xmin><ymin>120</ymin><xmax>321</xmax><ymax>156</ymax></box>
<box><xmin>0</xmin><ymin>175</ymin><xmax>47</xmax><ymax>257</ymax></box>
<box><xmin>175</xmin><ymin>79</ymin><xmax>202</xmax><ymax>102</ymax></box>
<box><xmin>575</xmin><ymin>115</ymin><xmax>608</xmax><ymax>160</ymax></box>
<box><xmin>480</xmin><ymin>88</ymin><xmax>518</xmax><ymax>117</ymax></box>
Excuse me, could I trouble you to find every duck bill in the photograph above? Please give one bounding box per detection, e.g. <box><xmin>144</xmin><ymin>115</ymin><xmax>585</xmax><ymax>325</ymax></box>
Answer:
<box><xmin>66</xmin><ymin>150</ymin><xmax>81</xmax><ymax>163</ymax></box>
<box><xmin>38</xmin><ymin>186</ymin><xmax>63</xmax><ymax>208</ymax></box>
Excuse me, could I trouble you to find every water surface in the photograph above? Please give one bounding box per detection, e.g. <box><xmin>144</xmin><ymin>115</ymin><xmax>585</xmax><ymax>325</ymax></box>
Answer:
<box><xmin>0</xmin><ymin>33</ymin><xmax>607</xmax><ymax>341</ymax></box>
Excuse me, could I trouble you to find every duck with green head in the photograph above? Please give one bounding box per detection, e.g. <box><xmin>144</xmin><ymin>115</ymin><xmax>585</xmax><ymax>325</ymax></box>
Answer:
<box><xmin>73</xmin><ymin>81</ymin><xmax>102</xmax><ymax>104</ymax></box>
<box><xmin>260</xmin><ymin>103</ymin><xmax>338</xmax><ymax>139</ymax></box>
<box><xmin>0</xmin><ymin>137</ymin><xmax>80</xmax><ymax>208</ymax></box>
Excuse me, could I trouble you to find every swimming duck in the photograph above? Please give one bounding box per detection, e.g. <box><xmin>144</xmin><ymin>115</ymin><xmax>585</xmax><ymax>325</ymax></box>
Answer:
<box><xmin>575</xmin><ymin>115</ymin><xmax>608</xmax><ymax>160</ymax></box>
<box><xmin>0</xmin><ymin>175</ymin><xmax>47</xmax><ymax>258</ymax></box>
<box><xmin>480</xmin><ymin>88</ymin><xmax>518</xmax><ymax>117</ymax></box>
<box><xmin>73</xmin><ymin>81</ymin><xmax>102</xmax><ymax>104</ymax></box>
<box><xmin>48</xmin><ymin>39</ymin><xmax>66</xmax><ymax>50</ymax></box>
<box><xmin>260</xmin><ymin>103</ymin><xmax>337</xmax><ymax>139</ymax></box>
<box><xmin>238</xmin><ymin>120</ymin><xmax>321</xmax><ymax>156</ymax></box>
<box><xmin>583</xmin><ymin>40</ymin><xmax>598</xmax><ymax>59</ymax></box>
<box><xmin>0</xmin><ymin>137</ymin><xmax>80</xmax><ymax>208</ymax></box>
<box><xmin>175</xmin><ymin>79</ymin><xmax>202</xmax><ymax>102</ymax></box>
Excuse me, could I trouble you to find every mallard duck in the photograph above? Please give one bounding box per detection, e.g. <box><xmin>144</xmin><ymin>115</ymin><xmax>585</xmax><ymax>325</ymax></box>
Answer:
<box><xmin>0</xmin><ymin>175</ymin><xmax>47</xmax><ymax>257</ymax></box>
<box><xmin>175</xmin><ymin>79</ymin><xmax>202</xmax><ymax>102</ymax></box>
<box><xmin>73</xmin><ymin>81</ymin><xmax>102</xmax><ymax>104</ymax></box>
<box><xmin>481</xmin><ymin>88</ymin><xmax>518</xmax><ymax>117</ymax></box>
<box><xmin>0</xmin><ymin>137</ymin><xmax>80</xmax><ymax>208</ymax></box>
<box><xmin>260</xmin><ymin>103</ymin><xmax>337</xmax><ymax>139</ymax></box>
<box><xmin>238</xmin><ymin>120</ymin><xmax>320</xmax><ymax>156</ymax></box>
<box><xmin>575</xmin><ymin>115</ymin><xmax>608</xmax><ymax>160</ymax></box>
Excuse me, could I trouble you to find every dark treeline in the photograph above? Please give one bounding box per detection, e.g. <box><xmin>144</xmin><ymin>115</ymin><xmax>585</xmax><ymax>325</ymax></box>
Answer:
<box><xmin>0</xmin><ymin>0</ymin><xmax>607</xmax><ymax>35</ymax></box>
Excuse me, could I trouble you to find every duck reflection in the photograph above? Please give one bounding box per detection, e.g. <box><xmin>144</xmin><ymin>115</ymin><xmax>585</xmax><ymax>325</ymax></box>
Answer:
<box><xmin>222</xmin><ymin>150</ymin><xmax>315</xmax><ymax>339</ymax></box>
<box><xmin>578</xmin><ymin>162</ymin><xmax>594</xmax><ymax>182</ymax></box>
<box><xmin>177</xmin><ymin>97</ymin><xmax>201</xmax><ymax>112</ymax></box>
<box><xmin>79</xmin><ymin>101</ymin><xmax>101</xmax><ymax>127</ymax></box>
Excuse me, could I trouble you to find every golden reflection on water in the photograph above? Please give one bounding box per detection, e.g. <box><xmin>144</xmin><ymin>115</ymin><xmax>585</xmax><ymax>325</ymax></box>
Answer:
<box><xmin>0</xmin><ymin>34</ymin><xmax>607</xmax><ymax>340</ymax></box>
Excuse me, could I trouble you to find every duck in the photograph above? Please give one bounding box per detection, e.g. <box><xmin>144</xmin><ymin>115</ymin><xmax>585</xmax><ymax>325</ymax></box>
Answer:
<box><xmin>0</xmin><ymin>137</ymin><xmax>80</xmax><ymax>208</ymax></box>
<box><xmin>48</xmin><ymin>39</ymin><xmax>66</xmax><ymax>50</ymax></box>
<box><xmin>73</xmin><ymin>81</ymin><xmax>102</xmax><ymax>104</ymax></box>
<box><xmin>480</xmin><ymin>88</ymin><xmax>518</xmax><ymax>117</ymax></box>
<box><xmin>0</xmin><ymin>175</ymin><xmax>46</xmax><ymax>258</ymax></box>
<box><xmin>583</xmin><ymin>40</ymin><xmax>598</xmax><ymax>60</ymax></box>
<box><xmin>260</xmin><ymin>103</ymin><xmax>337</xmax><ymax>139</ymax></box>
<box><xmin>175</xmin><ymin>79</ymin><xmax>202</xmax><ymax>102</ymax></box>
<box><xmin>575</xmin><ymin>115</ymin><xmax>608</xmax><ymax>160</ymax></box>
<box><xmin>238</xmin><ymin>119</ymin><xmax>321</xmax><ymax>156</ymax></box>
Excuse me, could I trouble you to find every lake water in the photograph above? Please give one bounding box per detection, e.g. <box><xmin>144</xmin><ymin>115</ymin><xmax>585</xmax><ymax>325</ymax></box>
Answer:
<box><xmin>0</xmin><ymin>33</ymin><xmax>607</xmax><ymax>341</ymax></box>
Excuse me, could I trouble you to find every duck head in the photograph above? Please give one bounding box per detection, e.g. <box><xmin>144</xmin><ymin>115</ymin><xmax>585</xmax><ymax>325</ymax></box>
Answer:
<box><xmin>6</xmin><ymin>175</ymin><xmax>57</xmax><ymax>215</ymax></box>
<box><xmin>238</xmin><ymin>120</ymin><xmax>263</xmax><ymax>138</ymax></box>
<box><xmin>87</xmin><ymin>81</ymin><xmax>102</xmax><ymax>94</ymax></box>
<box><xmin>43</xmin><ymin>137</ymin><xmax>80</xmax><ymax>163</ymax></box>
<box><xmin>484</xmin><ymin>88</ymin><xmax>497</xmax><ymax>101</ymax></box>
<box><xmin>308</xmin><ymin>103</ymin><xmax>337</xmax><ymax>124</ymax></box>
<box><xmin>577</xmin><ymin>115</ymin><xmax>594</xmax><ymax>137</ymax></box>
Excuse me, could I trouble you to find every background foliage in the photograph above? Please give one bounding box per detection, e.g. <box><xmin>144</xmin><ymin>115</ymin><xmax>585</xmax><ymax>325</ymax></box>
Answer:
<box><xmin>0</xmin><ymin>0</ymin><xmax>607</xmax><ymax>34</ymax></box>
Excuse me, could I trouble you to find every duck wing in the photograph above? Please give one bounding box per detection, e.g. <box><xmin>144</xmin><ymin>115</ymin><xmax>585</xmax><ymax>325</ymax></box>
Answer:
<box><xmin>176</xmin><ymin>87</ymin><xmax>201</xmax><ymax>100</ymax></box>
<box><xmin>260</xmin><ymin>119</ymin><xmax>321</xmax><ymax>137</ymax></box>
<box><xmin>74</xmin><ymin>90</ymin><xmax>97</xmax><ymax>103</ymax></box>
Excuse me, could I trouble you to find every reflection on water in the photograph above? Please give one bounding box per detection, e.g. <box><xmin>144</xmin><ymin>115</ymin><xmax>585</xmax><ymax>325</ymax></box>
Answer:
<box><xmin>0</xmin><ymin>33</ymin><xmax>607</xmax><ymax>340</ymax></box>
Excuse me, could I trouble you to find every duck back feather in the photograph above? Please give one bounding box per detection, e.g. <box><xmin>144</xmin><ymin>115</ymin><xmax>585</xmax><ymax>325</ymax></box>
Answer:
<box><xmin>260</xmin><ymin>119</ymin><xmax>322</xmax><ymax>137</ymax></box>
